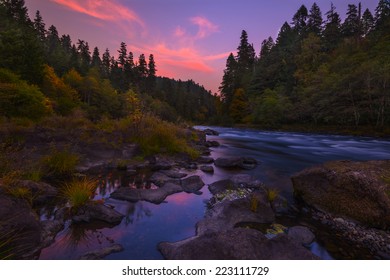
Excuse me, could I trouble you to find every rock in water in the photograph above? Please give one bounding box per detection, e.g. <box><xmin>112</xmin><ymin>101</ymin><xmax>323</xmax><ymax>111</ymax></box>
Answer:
<box><xmin>181</xmin><ymin>176</ymin><xmax>205</xmax><ymax>193</ymax></box>
<box><xmin>292</xmin><ymin>160</ymin><xmax>390</xmax><ymax>230</ymax></box>
<box><xmin>158</xmin><ymin>228</ymin><xmax>318</xmax><ymax>260</ymax></box>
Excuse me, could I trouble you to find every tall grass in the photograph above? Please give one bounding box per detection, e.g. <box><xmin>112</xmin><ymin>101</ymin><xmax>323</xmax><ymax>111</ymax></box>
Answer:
<box><xmin>61</xmin><ymin>177</ymin><xmax>98</xmax><ymax>209</ymax></box>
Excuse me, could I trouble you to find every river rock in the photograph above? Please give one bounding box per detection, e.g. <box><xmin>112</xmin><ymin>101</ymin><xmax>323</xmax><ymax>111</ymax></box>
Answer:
<box><xmin>181</xmin><ymin>176</ymin><xmax>205</xmax><ymax>193</ymax></box>
<box><xmin>158</xmin><ymin>228</ymin><xmax>317</xmax><ymax>260</ymax></box>
<box><xmin>161</xmin><ymin>170</ymin><xmax>187</xmax><ymax>179</ymax></box>
<box><xmin>79</xmin><ymin>244</ymin><xmax>124</xmax><ymax>260</ymax></box>
<box><xmin>196</xmin><ymin>198</ymin><xmax>275</xmax><ymax>235</ymax></box>
<box><xmin>287</xmin><ymin>226</ymin><xmax>315</xmax><ymax>245</ymax></box>
<box><xmin>72</xmin><ymin>202</ymin><xmax>124</xmax><ymax>224</ymax></box>
<box><xmin>0</xmin><ymin>191</ymin><xmax>42</xmax><ymax>259</ymax></box>
<box><xmin>16</xmin><ymin>180</ymin><xmax>57</xmax><ymax>205</ymax></box>
<box><xmin>208</xmin><ymin>176</ymin><xmax>262</xmax><ymax>196</ymax></box>
<box><xmin>40</xmin><ymin>219</ymin><xmax>65</xmax><ymax>248</ymax></box>
<box><xmin>110</xmin><ymin>182</ymin><xmax>183</xmax><ymax>204</ymax></box>
<box><xmin>200</xmin><ymin>165</ymin><xmax>214</xmax><ymax>173</ymax></box>
<box><xmin>149</xmin><ymin>172</ymin><xmax>180</xmax><ymax>187</ymax></box>
<box><xmin>215</xmin><ymin>157</ymin><xmax>258</xmax><ymax>170</ymax></box>
<box><xmin>292</xmin><ymin>160</ymin><xmax>390</xmax><ymax>230</ymax></box>
<box><xmin>205</xmin><ymin>141</ymin><xmax>220</xmax><ymax>147</ymax></box>
<box><xmin>197</xmin><ymin>156</ymin><xmax>214</xmax><ymax>164</ymax></box>
<box><xmin>203</xmin><ymin>128</ymin><xmax>219</xmax><ymax>136</ymax></box>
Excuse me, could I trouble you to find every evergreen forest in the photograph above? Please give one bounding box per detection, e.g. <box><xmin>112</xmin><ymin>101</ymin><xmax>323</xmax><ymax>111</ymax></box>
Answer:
<box><xmin>219</xmin><ymin>1</ymin><xmax>390</xmax><ymax>132</ymax></box>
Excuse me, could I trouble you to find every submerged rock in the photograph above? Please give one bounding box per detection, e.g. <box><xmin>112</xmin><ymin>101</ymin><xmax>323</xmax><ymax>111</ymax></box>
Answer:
<box><xmin>287</xmin><ymin>226</ymin><xmax>315</xmax><ymax>246</ymax></box>
<box><xmin>158</xmin><ymin>228</ymin><xmax>317</xmax><ymax>260</ymax></box>
<box><xmin>292</xmin><ymin>160</ymin><xmax>390</xmax><ymax>230</ymax></box>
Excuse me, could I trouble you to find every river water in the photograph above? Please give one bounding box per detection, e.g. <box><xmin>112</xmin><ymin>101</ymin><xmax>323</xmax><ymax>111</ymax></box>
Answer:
<box><xmin>39</xmin><ymin>127</ymin><xmax>390</xmax><ymax>260</ymax></box>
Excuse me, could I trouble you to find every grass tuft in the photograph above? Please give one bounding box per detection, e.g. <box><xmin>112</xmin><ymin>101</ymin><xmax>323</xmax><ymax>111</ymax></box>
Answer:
<box><xmin>42</xmin><ymin>148</ymin><xmax>79</xmax><ymax>177</ymax></box>
<box><xmin>61</xmin><ymin>177</ymin><xmax>98</xmax><ymax>209</ymax></box>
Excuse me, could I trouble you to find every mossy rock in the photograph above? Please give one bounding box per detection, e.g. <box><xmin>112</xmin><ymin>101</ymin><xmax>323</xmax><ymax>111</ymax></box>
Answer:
<box><xmin>292</xmin><ymin>160</ymin><xmax>390</xmax><ymax>230</ymax></box>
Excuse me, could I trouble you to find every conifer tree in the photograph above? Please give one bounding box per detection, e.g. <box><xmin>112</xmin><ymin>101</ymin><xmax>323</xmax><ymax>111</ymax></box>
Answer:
<box><xmin>91</xmin><ymin>46</ymin><xmax>101</xmax><ymax>69</ymax></box>
<box><xmin>33</xmin><ymin>10</ymin><xmax>46</xmax><ymax>41</ymax></box>
<box><xmin>307</xmin><ymin>3</ymin><xmax>323</xmax><ymax>35</ymax></box>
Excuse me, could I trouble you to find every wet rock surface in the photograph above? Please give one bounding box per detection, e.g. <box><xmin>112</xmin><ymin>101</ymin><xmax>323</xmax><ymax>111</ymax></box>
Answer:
<box><xmin>215</xmin><ymin>157</ymin><xmax>258</xmax><ymax>170</ymax></box>
<box><xmin>72</xmin><ymin>202</ymin><xmax>124</xmax><ymax>224</ymax></box>
<box><xmin>159</xmin><ymin>228</ymin><xmax>318</xmax><ymax>260</ymax></box>
<box><xmin>79</xmin><ymin>244</ymin><xmax>124</xmax><ymax>260</ymax></box>
<box><xmin>292</xmin><ymin>160</ymin><xmax>390</xmax><ymax>230</ymax></box>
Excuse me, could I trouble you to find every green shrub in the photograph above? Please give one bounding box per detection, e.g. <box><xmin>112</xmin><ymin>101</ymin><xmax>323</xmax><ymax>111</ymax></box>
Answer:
<box><xmin>61</xmin><ymin>177</ymin><xmax>97</xmax><ymax>209</ymax></box>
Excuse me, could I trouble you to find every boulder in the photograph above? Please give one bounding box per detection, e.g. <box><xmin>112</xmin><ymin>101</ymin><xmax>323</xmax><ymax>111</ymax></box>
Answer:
<box><xmin>215</xmin><ymin>157</ymin><xmax>258</xmax><ymax>170</ymax></box>
<box><xmin>205</xmin><ymin>141</ymin><xmax>220</xmax><ymax>147</ymax></box>
<box><xmin>158</xmin><ymin>228</ymin><xmax>317</xmax><ymax>260</ymax></box>
<box><xmin>208</xmin><ymin>176</ymin><xmax>262</xmax><ymax>196</ymax></box>
<box><xmin>181</xmin><ymin>176</ymin><xmax>205</xmax><ymax>193</ymax></box>
<box><xmin>72</xmin><ymin>202</ymin><xmax>124</xmax><ymax>224</ymax></box>
<box><xmin>15</xmin><ymin>180</ymin><xmax>57</xmax><ymax>206</ymax></box>
<box><xmin>200</xmin><ymin>165</ymin><xmax>214</xmax><ymax>173</ymax></box>
<box><xmin>149</xmin><ymin>172</ymin><xmax>180</xmax><ymax>187</ymax></box>
<box><xmin>287</xmin><ymin>226</ymin><xmax>315</xmax><ymax>246</ymax></box>
<box><xmin>292</xmin><ymin>160</ymin><xmax>390</xmax><ymax>229</ymax></box>
<box><xmin>161</xmin><ymin>170</ymin><xmax>187</xmax><ymax>179</ymax></box>
<box><xmin>0</xmin><ymin>192</ymin><xmax>42</xmax><ymax>259</ymax></box>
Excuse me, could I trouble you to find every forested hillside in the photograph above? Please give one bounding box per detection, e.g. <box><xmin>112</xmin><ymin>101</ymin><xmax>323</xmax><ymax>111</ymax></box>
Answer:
<box><xmin>219</xmin><ymin>1</ymin><xmax>390</xmax><ymax>130</ymax></box>
<box><xmin>0</xmin><ymin>0</ymin><xmax>217</xmax><ymax>123</ymax></box>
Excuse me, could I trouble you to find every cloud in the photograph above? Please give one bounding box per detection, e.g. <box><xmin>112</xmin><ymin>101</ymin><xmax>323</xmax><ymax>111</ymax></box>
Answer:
<box><xmin>50</xmin><ymin>0</ymin><xmax>144</xmax><ymax>27</ymax></box>
<box><xmin>190</xmin><ymin>16</ymin><xmax>219</xmax><ymax>39</ymax></box>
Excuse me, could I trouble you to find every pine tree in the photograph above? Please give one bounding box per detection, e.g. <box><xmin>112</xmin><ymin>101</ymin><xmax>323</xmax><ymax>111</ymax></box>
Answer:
<box><xmin>33</xmin><ymin>10</ymin><xmax>46</xmax><ymax>41</ymax></box>
<box><xmin>118</xmin><ymin>42</ymin><xmax>127</xmax><ymax>69</ymax></box>
<box><xmin>362</xmin><ymin>8</ymin><xmax>375</xmax><ymax>36</ymax></box>
<box><xmin>342</xmin><ymin>4</ymin><xmax>361</xmax><ymax>37</ymax></box>
<box><xmin>292</xmin><ymin>5</ymin><xmax>308</xmax><ymax>35</ymax></box>
<box><xmin>1</xmin><ymin>0</ymin><xmax>30</xmax><ymax>24</ymax></box>
<box><xmin>102</xmin><ymin>48</ymin><xmax>111</xmax><ymax>78</ymax></box>
<box><xmin>307</xmin><ymin>3</ymin><xmax>323</xmax><ymax>35</ymax></box>
<box><xmin>219</xmin><ymin>53</ymin><xmax>237</xmax><ymax>107</ymax></box>
<box><xmin>77</xmin><ymin>39</ymin><xmax>91</xmax><ymax>74</ymax></box>
<box><xmin>91</xmin><ymin>46</ymin><xmax>101</xmax><ymax>69</ymax></box>
<box><xmin>259</xmin><ymin>37</ymin><xmax>274</xmax><ymax>58</ymax></box>
<box><xmin>137</xmin><ymin>54</ymin><xmax>148</xmax><ymax>78</ymax></box>
<box><xmin>374</xmin><ymin>0</ymin><xmax>390</xmax><ymax>30</ymax></box>
<box><xmin>323</xmin><ymin>3</ymin><xmax>342</xmax><ymax>50</ymax></box>
<box><xmin>148</xmin><ymin>54</ymin><xmax>156</xmax><ymax>77</ymax></box>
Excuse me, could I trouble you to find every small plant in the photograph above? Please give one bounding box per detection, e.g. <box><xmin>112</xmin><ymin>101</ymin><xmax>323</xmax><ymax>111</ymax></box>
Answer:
<box><xmin>42</xmin><ymin>148</ymin><xmax>79</xmax><ymax>177</ymax></box>
<box><xmin>265</xmin><ymin>188</ymin><xmax>280</xmax><ymax>203</ymax></box>
<box><xmin>61</xmin><ymin>177</ymin><xmax>98</xmax><ymax>209</ymax></box>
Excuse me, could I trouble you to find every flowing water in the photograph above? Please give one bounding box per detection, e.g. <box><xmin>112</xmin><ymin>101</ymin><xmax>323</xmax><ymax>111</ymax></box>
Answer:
<box><xmin>39</xmin><ymin>127</ymin><xmax>390</xmax><ymax>260</ymax></box>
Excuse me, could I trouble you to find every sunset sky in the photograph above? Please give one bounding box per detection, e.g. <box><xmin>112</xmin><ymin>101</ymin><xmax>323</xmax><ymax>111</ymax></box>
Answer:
<box><xmin>25</xmin><ymin>0</ymin><xmax>378</xmax><ymax>93</ymax></box>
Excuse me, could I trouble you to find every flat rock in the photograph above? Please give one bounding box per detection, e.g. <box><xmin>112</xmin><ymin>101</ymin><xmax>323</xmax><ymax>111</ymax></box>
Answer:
<box><xmin>72</xmin><ymin>203</ymin><xmax>124</xmax><ymax>224</ymax></box>
<box><xmin>208</xmin><ymin>177</ymin><xmax>262</xmax><ymax>196</ymax></box>
<box><xmin>110</xmin><ymin>182</ymin><xmax>182</xmax><ymax>204</ymax></box>
<box><xmin>205</xmin><ymin>140</ymin><xmax>220</xmax><ymax>147</ymax></box>
<box><xmin>203</xmin><ymin>128</ymin><xmax>219</xmax><ymax>136</ymax></box>
<box><xmin>161</xmin><ymin>170</ymin><xmax>187</xmax><ymax>179</ymax></box>
<box><xmin>181</xmin><ymin>176</ymin><xmax>205</xmax><ymax>193</ymax></box>
<box><xmin>215</xmin><ymin>157</ymin><xmax>258</xmax><ymax>170</ymax></box>
<box><xmin>79</xmin><ymin>244</ymin><xmax>124</xmax><ymax>260</ymax></box>
<box><xmin>288</xmin><ymin>226</ymin><xmax>315</xmax><ymax>245</ymax></box>
<box><xmin>149</xmin><ymin>172</ymin><xmax>180</xmax><ymax>187</ymax></box>
<box><xmin>292</xmin><ymin>160</ymin><xmax>390</xmax><ymax>229</ymax></box>
<box><xmin>159</xmin><ymin>228</ymin><xmax>317</xmax><ymax>260</ymax></box>
<box><xmin>16</xmin><ymin>180</ymin><xmax>57</xmax><ymax>205</ymax></box>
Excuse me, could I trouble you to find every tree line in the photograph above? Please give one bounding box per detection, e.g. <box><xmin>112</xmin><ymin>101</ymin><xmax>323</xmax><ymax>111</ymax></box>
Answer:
<box><xmin>0</xmin><ymin>0</ymin><xmax>217</xmax><ymax>123</ymax></box>
<box><xmin>219</xmin><ymin>0</ymin><xmax>390</xmax><ymax>129</ymax></box>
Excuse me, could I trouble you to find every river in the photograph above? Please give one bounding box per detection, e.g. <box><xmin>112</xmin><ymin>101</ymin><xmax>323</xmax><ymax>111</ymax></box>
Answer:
<box><xmin>39</xmin><ymin>127</ymin><xmax>390</xmax><ymax>260</ymax></box>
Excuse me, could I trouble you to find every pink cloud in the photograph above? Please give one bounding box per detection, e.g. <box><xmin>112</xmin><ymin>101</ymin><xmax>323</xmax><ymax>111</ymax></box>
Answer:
<box><xmin>190</xmin><ymin>16</ymin><xmax>219</xmax><ymax>39</ymax></box>
<box><xmin>50</xmin><ymin>0</ymin><xmax>144</xmax><ymax>27</ymax></box>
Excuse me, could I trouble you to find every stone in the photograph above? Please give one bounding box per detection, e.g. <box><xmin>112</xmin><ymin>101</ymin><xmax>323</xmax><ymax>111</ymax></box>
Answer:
<box><xmin>288</xmin><ymin>226</ymin><xmax>315</xmax><ymax>245</ymax></box>
<box><xmin>197</xmin><ymin>156</ymin><xmax>214</xmax><ymax>164</ymax></box>
<box><xmin>215</xmin><ymin>157</ymin><xmax>258</xmax><ymax>170</ymax></box>
<box><xmin>149</xmin><ymin>172</ymin><xmax>180</xmax><ymax>187</ymax></box>
<box><xmin>205</xmin><ymin>141</ymin><xmax>220</xmax><ymax>147</ymax></box>
<box><xmin>158</xmin><ymin>228</ymin><xmax>318</xmax><ymax>260</ymax></box>
<box><xmin>79</xmin><ymin>244</ymin><xmax>124</xmax><ymax>260</ymax></box>
<box><xmin>110</xmin><ymin>182</ymin><xmax>182</xmax><ymax>204</ymax></box>
<box><xmin>292</xmin><ymin>160</ymin><xmax>390</xmax><ymax>229</ymax></box>
<box><xmin>181</xmin><ymin>175</ymin><xmax>205</xmax><ymax>193</ymax></box>
<box><xmin>0</xmin><ymin>192</ymin><xmax>42</xmax><ymax>259</ymax></box>
<box><xmin>40</xmin><ymin>219</ymin><xmax>65</xmax><ymax>248</ymax></box>
<box><xmin>72</xmin><ymin>202</ymin><xmax>124</xmax><ymax>224</ymax></box>
<box><xmin>200</xmin><ymin>165</ymin><xmax>214</xmax><ymax>173</ymax></box>
<box><xmin>196</xmin><ymin>198</ymin><xmax>275</xmax><ymax>235</ymax></box>
<box><xmin>203</xmin><ymin>128</ymin><xmax>219</xmax><ymax>136</ymax></box>
<box><xmin>16</xmin><ymin>180</ymin><xmax>57</xmax><ymax>206</ymax></box>
<box><xmin>208</xmin><ymin>179</ymin><xmax>234</xmax><ymax>195</ymax></box>
<box><xmin>161</xmin><ymin>170</ymin><xmax>187</xmax><ymax>179</ymax></box>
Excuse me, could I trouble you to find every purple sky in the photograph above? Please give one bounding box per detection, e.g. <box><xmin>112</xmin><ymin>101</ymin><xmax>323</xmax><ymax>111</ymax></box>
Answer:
<box><xmin>25</xmin><ymin>0</ymin><xmax>379</xmax><ymax>93</ymax></box>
